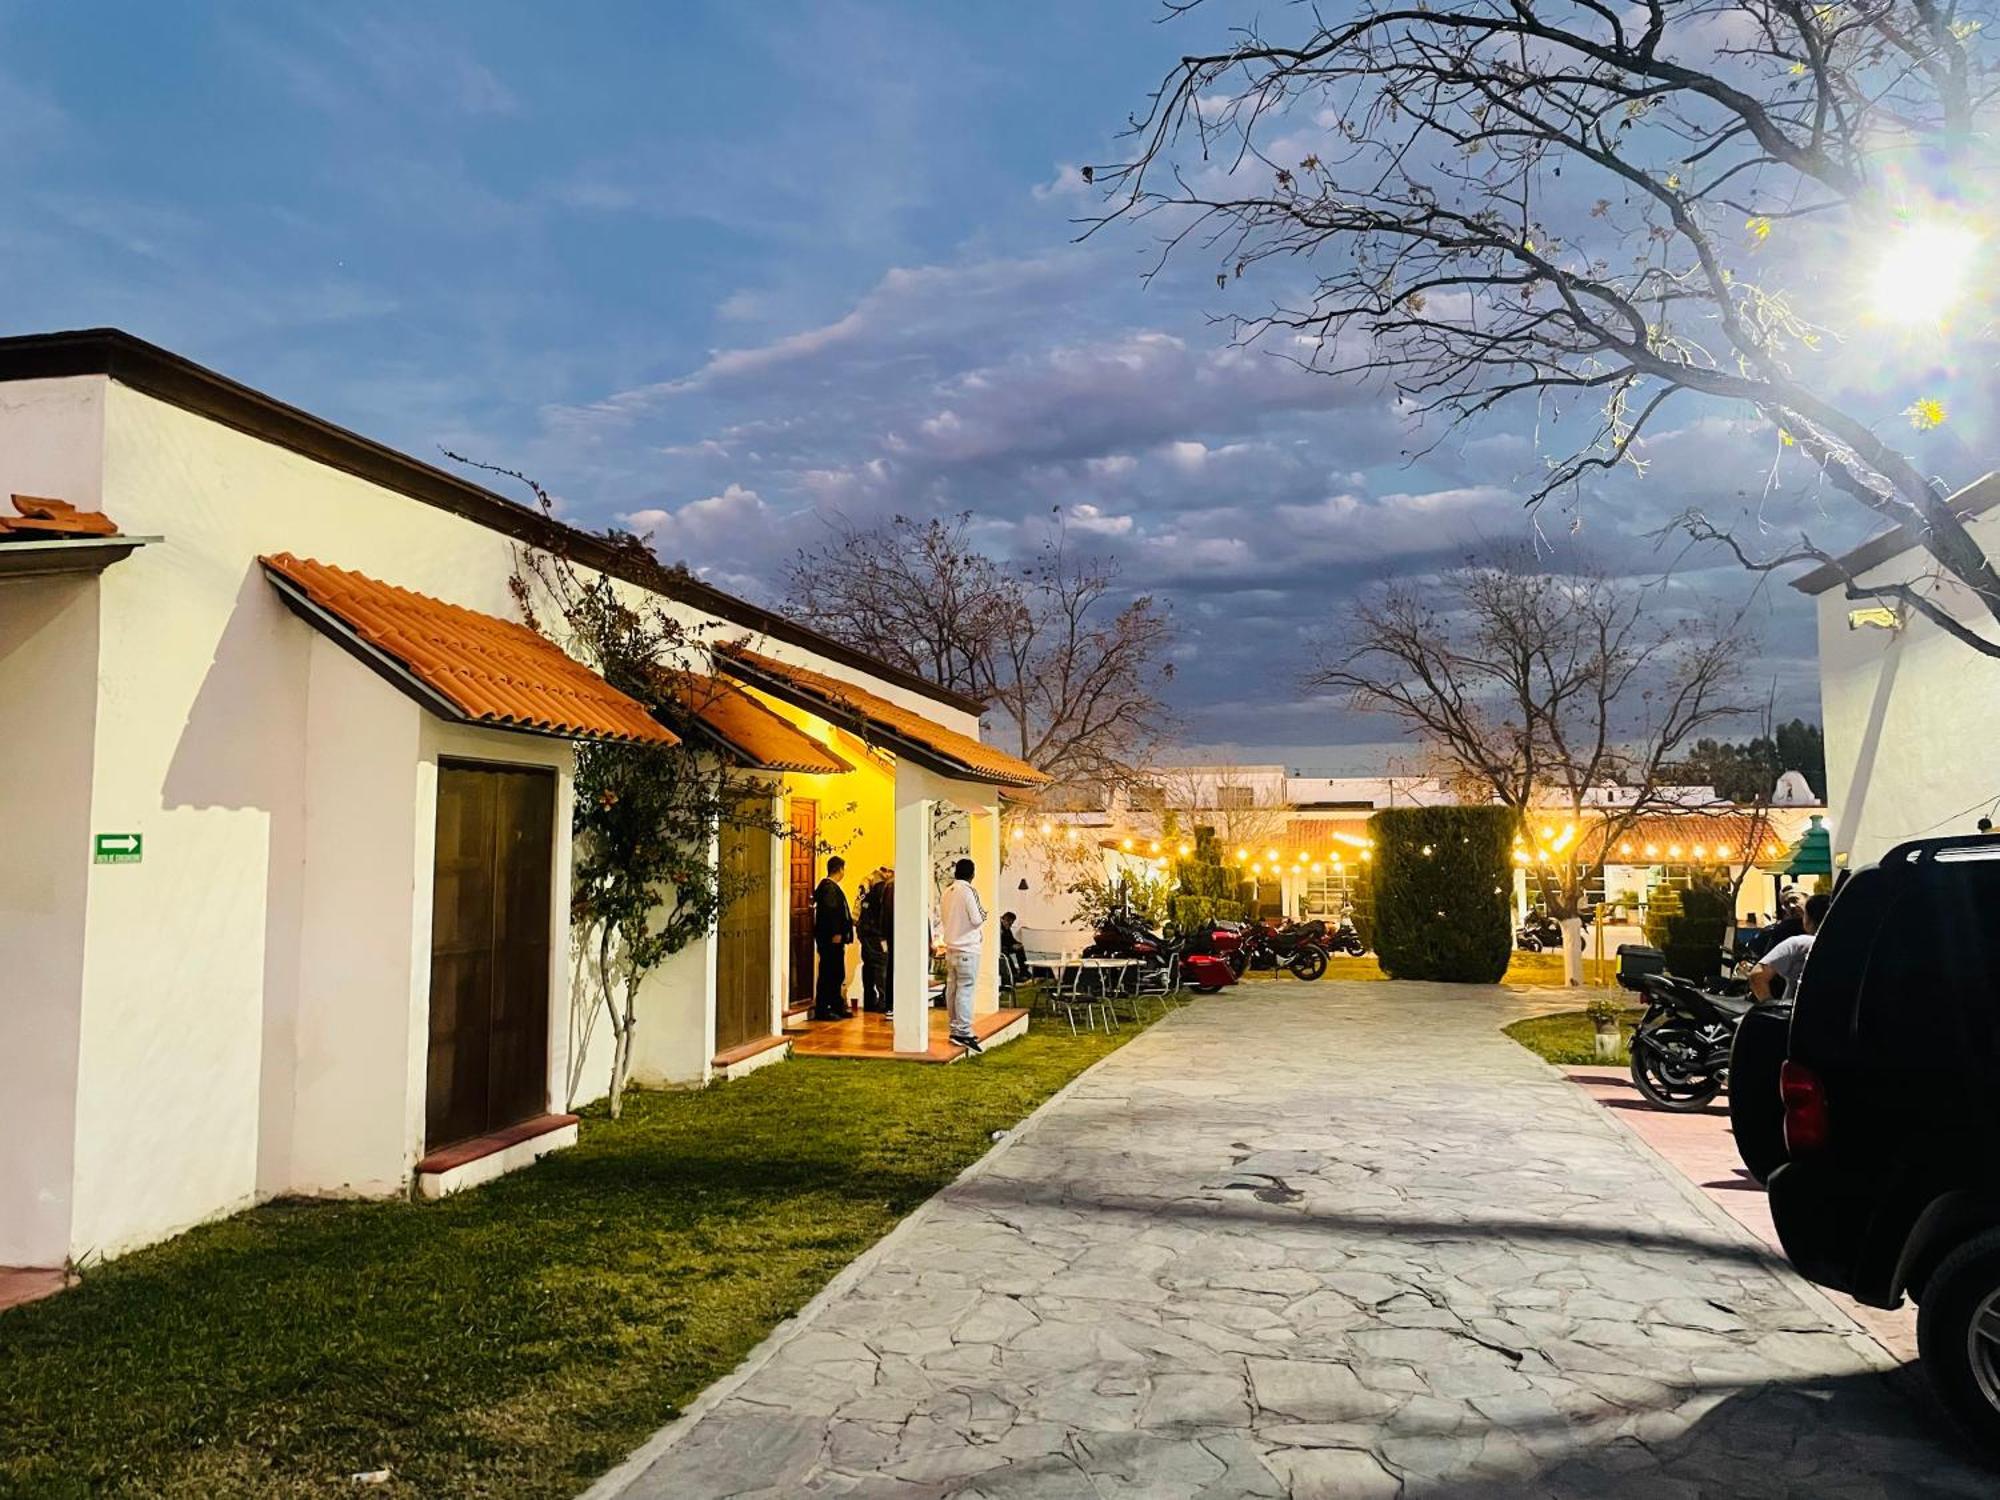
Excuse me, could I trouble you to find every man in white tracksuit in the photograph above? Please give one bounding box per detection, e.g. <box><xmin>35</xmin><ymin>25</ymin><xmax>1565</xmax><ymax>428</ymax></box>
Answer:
<box><xmin>938</xmin><ymin>857</ymin><xmax>988</xmax><ymax>1053</ymax></box>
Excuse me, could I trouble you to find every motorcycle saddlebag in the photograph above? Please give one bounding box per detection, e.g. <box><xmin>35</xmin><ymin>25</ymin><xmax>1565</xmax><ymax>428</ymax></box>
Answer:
<box><xmin>1615</xmin><ymin>943</ymin><xmax>1666</xmax><ymax>992</ymax></box>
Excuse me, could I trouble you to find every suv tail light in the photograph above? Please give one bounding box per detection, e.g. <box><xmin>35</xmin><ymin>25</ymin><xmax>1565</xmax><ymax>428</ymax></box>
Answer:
<box><xmin>1780</xmin><ymin>1060</ymin><xmax>1831</xmax><ymax>1156</ymax></box>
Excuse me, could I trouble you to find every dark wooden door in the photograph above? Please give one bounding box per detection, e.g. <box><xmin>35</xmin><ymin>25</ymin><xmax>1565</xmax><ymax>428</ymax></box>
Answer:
<box><xmin>716</xmin><ymin>806</ymin><xmax>775</xmax><ymax>1052</ymax></box>
<box><xmin>787</xmin><ymin>798</ymin><xmax>818</xmax><ymax>1008</ymax></box>
<box><xmin>427</xmin><ymin>762</ymin><xmax>555</xmax><ymax>1151</ymax></box>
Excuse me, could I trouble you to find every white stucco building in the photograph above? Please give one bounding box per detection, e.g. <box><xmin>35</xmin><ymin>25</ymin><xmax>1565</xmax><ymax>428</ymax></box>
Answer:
<box><xmin>1795</xmin><ymin>473</ymin><xmax>2000</xmax><ymax>867</ymax></box>
<box><xmin>0</xmin><ymin>328</ymin><xmax>1043</xmax><ymax>1275</ymax></box>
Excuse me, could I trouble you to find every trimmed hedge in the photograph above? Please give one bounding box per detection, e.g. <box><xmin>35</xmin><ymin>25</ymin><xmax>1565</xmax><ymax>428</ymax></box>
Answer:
<box><xmin>1169</xmin><ymin>825</ymin><xmax>1249</xmax><ymax>930</ymax></box>
<box><xmin>1663</xmin><ymin>874</ymin><xmax>1734</xmax><ymax>981</ymax></box>
<box><xmin>1367</xmin><ymin>806</ymin><xmax>1514</xmax><ymax>983</ymax></box>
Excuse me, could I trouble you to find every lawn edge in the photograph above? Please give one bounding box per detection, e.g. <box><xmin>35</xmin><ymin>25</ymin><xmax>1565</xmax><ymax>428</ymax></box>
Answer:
<box><xmin>575</xmin><ymin>1011</ymin><xmax>1174</xmax><ymax>1500</ymax></box>
<box><xmin>1514</xmin><ymin>1041</ymin><xmax>1906</xmax><ymax>1375</ymax></box>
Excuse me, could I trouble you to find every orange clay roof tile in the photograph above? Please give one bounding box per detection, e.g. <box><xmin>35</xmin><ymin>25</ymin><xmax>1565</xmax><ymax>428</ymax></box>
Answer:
<box><xmin>260</xmin><ymin>553</ymin><xmax>677</xmax><ymax>747</ymax></box>
<box><xmin>0</xmin><ymin>494</ymin><xmax>121</xmax><ymax>539</ymax></box>
<box><xmin>720</xmin><ymin>645</ymin><xmax>1048</xmax><ymax>787</ymax></box>
<box><xmin>657</xmin><ymin>670</ymin><xmax>850</xmax><ymax>774</ymax></box>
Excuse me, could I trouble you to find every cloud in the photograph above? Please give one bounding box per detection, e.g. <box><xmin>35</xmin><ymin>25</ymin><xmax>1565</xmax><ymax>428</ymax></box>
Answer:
<box><xmin>1066</xmin><ymin>503</ymin><xmax>1134</xmax><ymax>536</ymax></box>
<box><xmin>620</xmin><ymin>483</ymin><xmax>781</xmax><ymax>569</ymax></box>
<box><xmin>1031</xmin><ymin>164</ymin><xmax>1090</xmax><ymax>201</ymax></box>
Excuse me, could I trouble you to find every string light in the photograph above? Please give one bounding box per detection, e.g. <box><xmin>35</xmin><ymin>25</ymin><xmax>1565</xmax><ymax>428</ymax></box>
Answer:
<box><xmin>1039</xmin><ymin>821</ymin><xmax>1053</xmax><ymax>837</ymax></box>
<box><xmin>1177</xmin><ymin>842</ymin><xmax>1192</xmax><ymax>857</ymax></box>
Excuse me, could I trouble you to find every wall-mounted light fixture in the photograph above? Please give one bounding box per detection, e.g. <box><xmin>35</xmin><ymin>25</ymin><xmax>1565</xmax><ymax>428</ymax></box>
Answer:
<box><xmin>1847</xmin><ymin>604</ymin><xmax>1901</xmax><ymax>632</ymax></box>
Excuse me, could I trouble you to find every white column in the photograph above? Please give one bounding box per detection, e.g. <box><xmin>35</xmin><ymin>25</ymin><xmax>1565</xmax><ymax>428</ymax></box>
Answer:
<box><xmin>892</xmin><ymin>760</ymin><xmax>933</xmax><ymax>1054</ymax></box>
<box><xmin>970</xmin><ymin>799</ymin><xmax>1002</xmax><ymax>1016</ymax></box>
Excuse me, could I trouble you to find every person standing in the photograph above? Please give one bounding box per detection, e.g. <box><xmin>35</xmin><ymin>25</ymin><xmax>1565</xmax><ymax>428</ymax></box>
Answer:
<box><xmin>858</xmin><ymin>867</ymin><xmax>895</xmax><ymax>1013</ymax></box>
<box><xmin>938</xmin><ymin>858</ymin><xmax>988</xmax><ymax>1053</ymax></box>
<box><xmin>812</xmin><ymin>856</ymin><xmax>854</xmax><ymax>1021</ymax></box>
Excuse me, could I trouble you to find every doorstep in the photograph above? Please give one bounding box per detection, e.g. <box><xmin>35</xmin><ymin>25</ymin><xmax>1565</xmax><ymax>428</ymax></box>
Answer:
<box><xmin>711</xmin><ymin>1033</ymin><xmax>791</xmax><ymax>1080</ymax></box>
<box><xmin>415</xmin><ymin>1112</ymin><xmax>579</xmax><ymax>1201</ymax></box>
<box><xmin>0</xmin><ymin>1265</ymin><xmax>73</xmax><ymax>1315</ymax></box>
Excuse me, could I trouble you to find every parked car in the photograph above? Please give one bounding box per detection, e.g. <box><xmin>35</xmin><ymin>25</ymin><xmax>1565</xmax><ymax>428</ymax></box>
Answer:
<box><xmin>1735</xmin><ymin>833</ymin><xmax>2000</xmax><ymax>1454</ymax></box>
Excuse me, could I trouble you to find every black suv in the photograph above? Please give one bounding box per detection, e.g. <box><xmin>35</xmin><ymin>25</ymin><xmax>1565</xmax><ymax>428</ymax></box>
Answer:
<box><xmin>1735</xmin><ymin>834</ymin><xmax>2000</xmax><ymax>1452</ymax></box>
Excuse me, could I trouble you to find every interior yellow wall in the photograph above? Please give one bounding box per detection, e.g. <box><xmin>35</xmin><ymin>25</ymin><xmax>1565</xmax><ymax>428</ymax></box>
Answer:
<box><xmin>739</xmin><ymin>688</ymin><xmax>899</xmax><ymax>996</ymax></box>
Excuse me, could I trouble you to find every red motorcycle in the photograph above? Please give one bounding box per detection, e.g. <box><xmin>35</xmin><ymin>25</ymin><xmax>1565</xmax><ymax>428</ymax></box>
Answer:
<box><xmin>1088</xmin><ymin>911</ymin><xmax>1238</xmax><ymax>993</ymax></box>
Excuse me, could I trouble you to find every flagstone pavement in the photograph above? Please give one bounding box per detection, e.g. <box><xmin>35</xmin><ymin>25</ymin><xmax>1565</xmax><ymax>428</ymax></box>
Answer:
<box><xmin>593</xmin><ymin>981</ymin><xmax>1994</xmax><ymax>1498</ymax></box>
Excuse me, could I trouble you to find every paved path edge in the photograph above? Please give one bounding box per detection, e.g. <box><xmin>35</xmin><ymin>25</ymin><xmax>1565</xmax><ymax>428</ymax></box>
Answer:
<box><xmin>575</xmin><ymin>1009</ymin><xmax>1186</xmax><ymax>1500</ymax></box>
<box><xmin>1525</xmin><ymin>1050</ymin><xmax>1902</xmax><ymax>1375</ymax></box>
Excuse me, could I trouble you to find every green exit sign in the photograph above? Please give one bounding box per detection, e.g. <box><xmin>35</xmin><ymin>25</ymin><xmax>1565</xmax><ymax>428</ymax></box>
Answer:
<box><xmin>94</xmin><ymin>832</ymin><xmax>142</xmax><ymax>864</ymax></box>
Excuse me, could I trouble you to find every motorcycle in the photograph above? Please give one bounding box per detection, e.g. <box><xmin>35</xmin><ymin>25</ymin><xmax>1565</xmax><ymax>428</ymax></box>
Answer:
<box><xmin>1324</xmin><ymin>916</ymin><xmax>1367</xmax><ymax>958</ymax></box>
<box><xmin>1517</xmin><ymin>907</ymin><xmax>1594</xmax><ymax>952</ymax></box>
<box><xmin>1086</xmin><ymin>910</ymin><xmax>1237</xmax><ymax>993</ymax></box>
<box><xmin>1233</xmin><ymin>918</ymin><xmax>1330</xmax><ymax>981</ymax></box>
<box><xmin>1625</xmin><ymin>969</ymin><xmax>1759</xmax><ymax>1110</ymax></box>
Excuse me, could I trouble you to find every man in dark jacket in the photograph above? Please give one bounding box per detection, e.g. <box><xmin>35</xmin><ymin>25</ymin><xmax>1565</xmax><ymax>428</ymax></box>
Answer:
<box><xmin>813</xmin><ymin>855</ymin><xmax>855</xmax><ymax>1020</ymax></box>
<box><xmin>858</xmin><ymin>868</ymin><xmax>895</xmax><ymax>1013</ymax></box>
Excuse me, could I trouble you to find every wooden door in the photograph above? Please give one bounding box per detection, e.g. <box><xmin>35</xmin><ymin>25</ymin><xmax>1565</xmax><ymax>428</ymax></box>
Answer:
<box><xmin>787</xmin><ymin>798</ymin><xmax>818</xmax><ymax>1008</ymax></box>
<box><xmin>427</xmin><ymin>762</ymin><xmax>555</xmax><ymax>1151</ymax></box>
<box><xmin>715</xmin><ymin>806</ymin><xmax>775</xmax><ymax>1052</ymax></box>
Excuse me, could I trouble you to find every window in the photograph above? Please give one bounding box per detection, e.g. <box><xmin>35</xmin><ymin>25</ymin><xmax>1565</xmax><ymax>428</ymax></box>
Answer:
<box><xmin>1217</xmin><ymin>785</ymin><xmax>1256</xmax><ymax>810</ymax></box>
<box><xmin>1853</xmin><ymin>863</ymin><xmax>2000</xmax><ymax>1061</ymax></box>
<box><xmin>1303</xmin><ymin>870</ymin><xmax>1361</xmax><ymax>916</ymax></box>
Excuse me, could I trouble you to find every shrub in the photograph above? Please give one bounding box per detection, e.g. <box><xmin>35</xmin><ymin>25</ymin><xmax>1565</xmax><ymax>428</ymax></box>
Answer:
<box><xmin>1367</xmin><ymin>806</ymin><xmax>1514</xmax><ymax>983</ymax></box>
<box><xmin>1170</xmin><ymin>895</ymin><xmax>1244</xmax><ymax>929</ymax></box>
<box><xmin>1641</xmin><ymin>883</ymin><xmax>1682</xmax><ymax>949</ymax></box>
<box><xmin>1662</xmin><ymin>873</ymin><xmax>1733</xmax><ymax>981</ymax></box>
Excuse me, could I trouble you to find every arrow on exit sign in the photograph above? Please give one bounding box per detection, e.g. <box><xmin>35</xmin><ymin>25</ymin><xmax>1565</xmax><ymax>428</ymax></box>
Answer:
<box><xmin>94</xmin><ymin>832</ymin><xmax>142</xmax><ymax>864</ymax></box>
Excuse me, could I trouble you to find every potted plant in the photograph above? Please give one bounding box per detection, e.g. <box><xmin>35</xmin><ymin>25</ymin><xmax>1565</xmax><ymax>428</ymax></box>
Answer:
<box><xmin>1585</xmin><ymin>993</ymin><xmax>1624</xmax><ymax>1060</ymax></box>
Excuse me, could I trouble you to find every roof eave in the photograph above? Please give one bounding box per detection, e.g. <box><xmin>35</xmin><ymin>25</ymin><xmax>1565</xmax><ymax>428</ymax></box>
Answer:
<box><xmin>263</xmin><ymin>564</ymin><xmax>671</xmax><ymax>747</ymax></box>
<box><xmin>1792</xmin><ymin>472</ymin><xmax>2000</xmax><ymax>596</ymax></box>
<box><xmin>0</xmin><ymin>534</ymin><xmax>155</xmax><ymax>579</ymax></box>
<box><xmin>722</xmin><ymin>657</ymin><xmax>1041</xmax><ymax>788</ymax></box>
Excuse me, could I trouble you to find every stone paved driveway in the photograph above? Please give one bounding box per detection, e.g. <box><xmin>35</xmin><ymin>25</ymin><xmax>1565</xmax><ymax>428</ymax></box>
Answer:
<box><xmin>594</xmin><ymin>981</ymin><xmax>1993</xmax><ymax>1498</ymax></box>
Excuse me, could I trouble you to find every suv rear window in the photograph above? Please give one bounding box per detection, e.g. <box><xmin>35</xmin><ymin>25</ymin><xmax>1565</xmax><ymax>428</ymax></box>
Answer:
<box><xmin>1853</xmin><ymin>859</ymin><xmax>2000</xmax><ymax>1061</ymax></box>
<box><xmin>1790</xmin><ymin>868</ymin><xmax>1887</xmax><ymax>1061</ymax></box>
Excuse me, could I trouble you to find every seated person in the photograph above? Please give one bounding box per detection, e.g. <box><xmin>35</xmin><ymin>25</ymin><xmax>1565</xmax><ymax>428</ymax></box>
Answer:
<box><xmin>1751</xmin><ymin>891</ymin><xmax>1829</xmax><ymax>1001</ymax></box>
<box><xmin>999</xmin><ymin>910</ymin><xmax>1029</xmax><ymax>986</ymax></box>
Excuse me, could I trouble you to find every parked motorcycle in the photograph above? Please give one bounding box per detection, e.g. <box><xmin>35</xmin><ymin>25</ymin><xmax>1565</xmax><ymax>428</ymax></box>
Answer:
<box><xmin>1625</xmin><ymin>970</ymin><xmax>1758</xmax><ymax>1110</ymax></box>
<box><xmin>1324</xmin><ymin>916</ymin><xmax>1367</xmax><ymax>958</ymax></box>
<box><xmin>1516</xmin><ymin>907</ymin><xmax>1594</xmax><ymax>952</ymax></box>
<box><xmin>1086</xmin><ymin>910</ymin><xmax>1236</xmax><ymax>993</ymax></box>
<box><xmin>1233</xmin><ymin>918</ymin><xmax>1331</xmax><ymax>981</ymax></box>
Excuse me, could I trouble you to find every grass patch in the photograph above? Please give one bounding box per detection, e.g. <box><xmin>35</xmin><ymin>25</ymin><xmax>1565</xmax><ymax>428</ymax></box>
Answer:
<box><xmin>1503</xmin><ymin>1007</ymin><xmax>1646</xmax><ymax>1066</ymax></box>
<box><xmin>1249</xmin><ymin>950</ymin><xmax>1615</xmax><ymax>987</ymax></box>
<box><xmin>0</xmin><ymin>1021</ymin><xmax>1141</xmax><ymax>1499</ymax></box>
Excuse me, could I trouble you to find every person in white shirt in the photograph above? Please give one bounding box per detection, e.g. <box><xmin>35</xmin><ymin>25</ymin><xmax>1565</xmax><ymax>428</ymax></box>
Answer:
<box><xmin>937</xmin><ymin>857</ymin><xmax>988</xmax><ymax>1053</ymax></box>
<box><xmin>1751</xmin><ymin>891</ymin><xmax>1829</xmax><ymax>1000</ymax></box>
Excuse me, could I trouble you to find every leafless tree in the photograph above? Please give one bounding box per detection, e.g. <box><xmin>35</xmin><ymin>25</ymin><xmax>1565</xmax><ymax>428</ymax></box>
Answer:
<box><xmin>1310</xmin><ymin>552</ymin><xmax>1750</xmax><ymax>982</ymax></box>
<box><xmin>786</xmin><ymin>512</ymin><xmax>1176</xmax><ymax>797</ymax></box>
<box><xmin>1097</xmin><ymin>1</ymin><xmax>2000</xmax><ymax>653</ymax></box>
<box><xmin>1146</xmin><ymin>763</ymin><xmax>1292</xmax><ymax>852</ymax></box>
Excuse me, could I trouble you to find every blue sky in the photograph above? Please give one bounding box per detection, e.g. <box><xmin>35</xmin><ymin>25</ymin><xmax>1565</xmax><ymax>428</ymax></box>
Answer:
<box><xmin>0</xmin><ymin>2</ymin><xmax>1892</xmax><ymax>765</ymax></box>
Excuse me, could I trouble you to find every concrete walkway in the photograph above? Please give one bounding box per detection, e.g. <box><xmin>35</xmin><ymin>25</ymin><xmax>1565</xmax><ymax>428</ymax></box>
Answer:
<box><xmin>595</xmin><ymin>982</ymin><xmax>1992</xmax><ymax>1498</ymax></box>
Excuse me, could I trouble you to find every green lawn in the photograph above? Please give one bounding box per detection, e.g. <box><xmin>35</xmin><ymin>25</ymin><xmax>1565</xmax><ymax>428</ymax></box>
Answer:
<box><xmin>0</xmin><ymin>1020</ymin><xmax>1140</xmax><ymax>1499</ymax></box>
<box><xmin>1250</xmin><ymin>949</ymin><xmax>1615</xmax><ymax>987</ymax></box>
<box><xmin>1502</xmin><ymin>1007</ymin><xmax>1646</xmax><ymax>1066</ymax></box>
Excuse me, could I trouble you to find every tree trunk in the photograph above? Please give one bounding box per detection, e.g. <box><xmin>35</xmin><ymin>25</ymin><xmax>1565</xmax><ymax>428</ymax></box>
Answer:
<box><xmin>1559</xmin><ymin>916</ymin><xmax>1585</xmax><ymax>988</ymax></box>
<box><xmin>608</xmin><ymin>972</ymin><xmax>639</xmax><ymax>1121</ymax></box>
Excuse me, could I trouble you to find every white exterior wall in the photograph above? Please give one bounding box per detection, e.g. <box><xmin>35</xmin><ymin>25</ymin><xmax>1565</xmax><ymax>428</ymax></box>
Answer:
<box><xmin>0</xmin><ymin>366</ymin><xmax>1002</xmax><ymax>1262</ymax></box>
<box><xmin>0</xmin><ymin>379</ymin><xmax>112</xmax><ymax>1265</ymax></box>
<box><xmin>1815</xmin><ymin>510</ymin><xmax>2000</xmax><ymax>865</ymax></box>
<box><xmin>0</xmin><ymin>575</ymin><xmax>100</xmax><ymax>1266</ymax></box>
